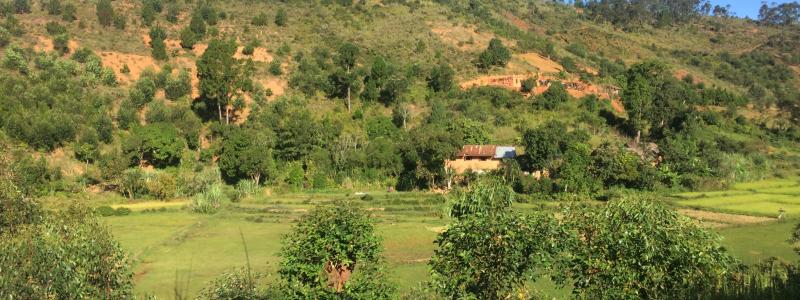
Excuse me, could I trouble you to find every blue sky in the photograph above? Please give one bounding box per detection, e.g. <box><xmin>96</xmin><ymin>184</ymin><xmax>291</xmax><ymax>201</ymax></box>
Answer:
<box><xmin>709</xmin><ymin>0</ymin><xmax>796</xmax><ymax>18</ymax></box>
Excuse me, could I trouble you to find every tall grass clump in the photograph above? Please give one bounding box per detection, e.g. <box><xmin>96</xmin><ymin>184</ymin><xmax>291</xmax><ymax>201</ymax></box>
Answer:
<box><xmin>191</xmin><ymin>184</ymin><xmax>225</xmax><ymax>214</ymax></box>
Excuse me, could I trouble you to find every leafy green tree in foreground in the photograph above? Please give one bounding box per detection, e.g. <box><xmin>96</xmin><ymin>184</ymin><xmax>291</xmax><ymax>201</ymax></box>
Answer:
<box><xmin>558</xmin><ymin>197</ymin><xmax>737</xmax><ymax>299</ymax></box>
<box><xmin>0</xmin><ymin>204</ymin><xmax>133</xmax><ymax>299</ymax></box>
<box><xmin>431</xmin><ymin>178</ymin><xmax>563</xmax><ymax>299</ymax></box>
<box><xmin>279</xmin><ymin>202</ymin><xmax>394</xmax><ymax>298</ymax></box>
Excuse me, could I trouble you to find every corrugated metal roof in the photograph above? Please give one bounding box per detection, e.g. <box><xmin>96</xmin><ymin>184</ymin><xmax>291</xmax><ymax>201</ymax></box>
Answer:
<box><xmin>456</xmin><ymin>145</ymin><xmax>517</xmax><ymax>159</ymax></box>
<box><xmin>456</xmin><ymin>145</ymin><xmax>497</xmax><ymax>157</ymax></box>
<box><xmin>494</xmin><ymin>146</ymin><xmax>516</xmax><ymax>159</ymax></box>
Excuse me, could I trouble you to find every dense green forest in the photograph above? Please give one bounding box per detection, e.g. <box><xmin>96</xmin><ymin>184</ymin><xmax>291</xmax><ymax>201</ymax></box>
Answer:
<box><xmin>1</xmin><ymin>0</ymin><xmax>800</xmax><ymax>298</ymax></box>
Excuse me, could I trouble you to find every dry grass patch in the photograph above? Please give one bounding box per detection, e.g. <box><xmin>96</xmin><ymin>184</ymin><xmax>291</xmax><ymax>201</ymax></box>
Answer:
<box><xmin>516</xmin><ymin>52</ymin><xmax>564</xmax><ymax>73</ymax></box>
<box><xmin>679</xmin><ymin>208</ymin><xmax>775</xmax><ymax>226</ymax></box>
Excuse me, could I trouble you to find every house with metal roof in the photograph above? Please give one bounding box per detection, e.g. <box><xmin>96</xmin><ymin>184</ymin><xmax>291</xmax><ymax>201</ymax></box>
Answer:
<box><xmin>447</xmin><ymin>145</ymin><xmax>517</xmax><ymax>174</ymax></box>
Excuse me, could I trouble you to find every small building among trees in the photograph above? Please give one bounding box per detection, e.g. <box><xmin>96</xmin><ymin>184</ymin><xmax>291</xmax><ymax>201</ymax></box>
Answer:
<box><xmin>446</xmin><ymin>145</ymin><xmax>517</xmax><ymax>174</ymax></box>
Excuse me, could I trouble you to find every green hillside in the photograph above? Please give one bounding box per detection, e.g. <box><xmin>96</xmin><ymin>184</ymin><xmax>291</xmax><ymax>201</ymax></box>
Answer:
<box><xmin>1</xmin><ymin>0</ymin><xmax>800</xmax><ymax>298</ymax></box>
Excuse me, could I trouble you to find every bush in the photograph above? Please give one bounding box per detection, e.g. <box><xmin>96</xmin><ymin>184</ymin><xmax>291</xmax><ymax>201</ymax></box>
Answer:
<box><xmin>198</xmin><ymin>268</ymin><xmax>266</xmax><ymax>299</ymax></box>
<box><xmin>146</xmin><ymin>172</ymin><xmax>178</xmax><ymax>200</ymax></box>
<box><xmin>476</xmin><ymin>38</ymin><xmax>511</xmax><ymax>69</ymax></box>
<box><xmin>180</xmin><ymin>26</ymin><xmax>197</xmax><ymax>49</ymax></box>
<box><xmin>165</xmin><ymin>70</ymin><xmax>192</xmax><ymax>100</ymax></box>
<box><xmin>268</xmin><ymin>59</ymin><xmax>282</xmax><ymax>76</ymax></box>
<box><xmin>113</xmin><ymin>14</ymin><xmax>126</xmax><ymax>30</ymax></box>
<box><xmin>242</xmin><ymin>43</ymin><xmax>255</xmax><ymax>55</ymax></box>
<box><xmin>53</xmin><ymin>34</ymin><xmax>70</xmax><ymax>55</ymax></box>
<box><xmin>115</xmin><ymin>207</ymin><xmax>131</xmax><ymax>216</ymax></box>
<box><xmin>0</xmin><ymin>28</ymin><xmax>9</xmax><ymax>47</ymax></box>
<box><xmin>45</xmin><ymin>21</ymin><xmax>67</xmax><ymax>36</ymax></box>
<box><xmin>274</xmin><ymin>8</ymin><xmax>287</xmax><ymax>26</ymax></box>
<box><xmin>233</xmin><ymin>179</ymin><xmax>259</xmax><ymax>202</ymax></box>
<box><xmin>521</xmin><ymin>77</ymin><xmax>536</xmax><ymax>93</ymax></box>
<box><xmin>559</xmin><ymin>197</ymin><xmax>737</xmax><ymax>298</ymax></box>
<box><xmin>61</xmin><ymin>3</ymin><xmax>76</xmax><ymax>22</ymax></box>
<box><xmin>251</xmin><ymin>12</ymin><xmax>269</xmax><ymax>26</ymax></box>
<box><xmin>95</xmin><ymin>205</ymin><xmax>116</xmax><ymax>216</ymax></box>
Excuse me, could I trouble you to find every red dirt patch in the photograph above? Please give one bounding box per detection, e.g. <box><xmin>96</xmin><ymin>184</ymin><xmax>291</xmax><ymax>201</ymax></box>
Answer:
<box><xmin>673</xmin><ymin>69</ymin><xmax>705</xmax><ymax>84</ymax></box>
<box><xmin>429</xmin><ymin>21</ymin><xmax>514</xmax><ymax>51</ymax></box>
<box><xmin>459</xmin><ymin>74</ymin><xmax>625</xmax><ymax>113</ymax></box>
<box><xmin>33</xmin><ymin>35</ymin><xmax>79</xmax><ymax>55</ymax></box>
<box><xmin>234</xmin><ymin>46</ymin><xmax>272</xmax><ymax>62</ymax></box>
<box><xmin>99</xmin><ymin>51</ymin><xmax>160</xmax><ymax>85</ymax></box>
<box><xmin>257</xmin><ymin>77</ymin><xmax>287</xmax><ymax>98</ymax></box>
<box><xmin>460</xmin><ymin>74</ymin><xmax>529</xmax><ymax>90</ymax></box>
<box><xmin>502</xmin><ymin>11</ymin><xmax>530</xmax><ymax>31</ymax></box>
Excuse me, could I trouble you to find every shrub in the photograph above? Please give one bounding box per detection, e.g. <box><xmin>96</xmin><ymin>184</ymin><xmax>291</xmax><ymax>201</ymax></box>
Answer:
<box><xmin>198</xmin><ymin>268</ymin><xmax>266</xmax><ymax>299</ymax></box>
<box><xmin>146</xmin><ymin>172</ymin><xmax>178</xmax><ymax>200</ymax></box>
<box><xmin>113</xmin><ymin>14</ymin><xmax>126</xmax><ymax>30</ymax></box>
<box><xmin>234</xmin><ymin>179</ymin><xmax>259</xmax><ymax>202</ymax></box>
<box><xmin>101</xmin><ymin>67</ymin><xmax>117</xmax><ymax>86</ymax></box>
<box><xmin>274</xmin><ymin>8</ymin><xmax>287</xmax><ymax>26</ymax></box>
<box><xmin>521</xmin><ymin>77</ymin><xmax>536</xmax><ymax>93</ymax></box>
<box><xmin>559</xmin><ymin>197</ymin><xmax>737</xmax><ymax>298</ymax></box>
<box><xmin>95</xmin><ymin>205</ymin><xmax>116</xmax><ymax>216</ymax></box>
<box><xmin>165</xmin><ymin>70</ymin><xmax>192</xmax><ymax>100</ymax></box>
<box><xmin>115</xmin><ymin>207</ymin><xmax>132</xmax><ymax>216</ymax></box>
<box><xmin>52</xmin><ymin>33</ymin><xmax>70</xmax><ymax>54</ymax></box>
<box><xmin>180</xmin><ymin>26</ymin><xmax>197</xmax><ymax>49</ymax></box>
<box><xmin>96</xmin><ymin>0</ymin><xmax>114</xmax><ymax>27</ymax></box>
<box><xmin>0</xmin><ymin>28</ymin><xmax>9</xmax><ymax>47</ymax></box>
<box><xmin>242</xmin><ymin>43</ymin><xmax>255</xmax><ymax>55</ymax></box>
<box><xmin>61</xmin><ymin>3</ymin><xmax>76</xmax><ymax>21</ymax></box>
<box><xmin>268</xmin><ymin>59</ymin><xmax>282</xmax><ymax>76</ymax></box>
<box><xmin>45</xmin><ymin>21</ymin><xmax>67</xmax><ymax>35</ymax></box>
<box><xmin>251</xmin><ymin>12</ymin><xmax>269</xmax><ymax>26</ymax></box>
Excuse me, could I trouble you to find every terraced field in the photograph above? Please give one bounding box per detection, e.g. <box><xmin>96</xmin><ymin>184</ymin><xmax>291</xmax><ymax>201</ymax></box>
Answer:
<box><xmin>672</xmin><ymin>178</ymin><xmax>800</xmax><ymax>217</ymax></box>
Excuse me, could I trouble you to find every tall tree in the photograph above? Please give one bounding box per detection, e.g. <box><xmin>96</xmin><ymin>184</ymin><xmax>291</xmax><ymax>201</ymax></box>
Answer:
<box><xmin>196</xmin><ymin>38</ymin><xmax>249</xmax><ymax>124</ymax></box>
<box><xmin>621</xmin><ymin>61</ymin><xmax>669</xmax><ymax>143</ymax></box>
<box><xmin>333</xmin><ymin>43</ymin><xmax>359</xmax><ymax>112</ymax></box>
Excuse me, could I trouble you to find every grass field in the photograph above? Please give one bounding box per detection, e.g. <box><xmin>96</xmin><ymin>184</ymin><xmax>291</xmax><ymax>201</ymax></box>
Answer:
<box><xmin>104</xmin><ymin>191</ymin><xmax>447</xmax><ymax>298</ymax></box>
<box><xmin>671</xmin><ymin>177</ymin><xmax>800</xmax><ymax>217</ymax></box>
<box><xmin>97</xmin><ymin>181</ymin><xmax>800</xmax><ymax>298</ymax></box>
